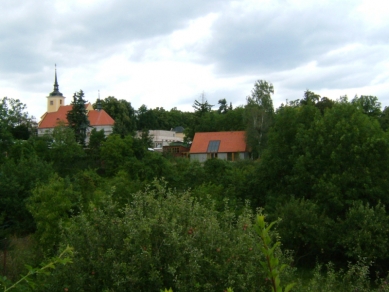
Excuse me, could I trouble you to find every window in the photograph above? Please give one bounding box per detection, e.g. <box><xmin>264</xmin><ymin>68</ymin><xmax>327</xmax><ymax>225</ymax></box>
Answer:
<box><xmin>60</xmin><ymin>100</ymin><xmax>62</xmax><ymax>104</ymax></box>
<box><xmin>207</xmin><ymin>140</ymin><xmax>220</xmax><ymax>153</ymax></box>
<box><xmin>207</xmin><ymin>153</ymin><xmax>218</xmax><ymax>159</ymax></box>
<box><xmin>50</xmin><ymin>100</ymin><xmax>53</xmax><ymax>105</ymax></box>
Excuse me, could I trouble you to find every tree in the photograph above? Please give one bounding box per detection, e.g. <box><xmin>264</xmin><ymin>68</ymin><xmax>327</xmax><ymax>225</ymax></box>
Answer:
<box><xmin>96</xmin><ymin>96</ymin><xmax>136</xmax><ymax>137</ymax></box>
<box><xmin>44</xmin><ymin>180</ymin><xmax>277</xmax><ymax>291</ymax></box>
<box><xmin>217</xmin><ymin>98</ymin><xmax>230</xmax><ymax>114</ymax></box>
<box><xmin>245</xmin><ymin>80</ymin><xmax>274</xmax><ymax>158</ymax></box>
<box><xmin>136</xmin><ymin>104</ymin><xmax>158</xmax><ymax>130</ymax></box>
<box><xmin>66</xmin><ymin>90</ymin><xmax>90</xmax><ymax>146</ymax></box>
<box><xmin>351</xmin><ymin>95</ymin><xmax>381</xmax><ymax>118</ymax></box>
<box><xmin>0</xmin><ymin>97</ymin><xmax>34</xmax><ymax>159</ymax></box>
<box><xmin>49</xmin><ymin>123</ymin><xmax>85</xmax><ymax>176</ymax></box>
<box><xmin>0</xmin><ymin>155</ymin><xmax>53</xmax><ymax>237</ymax></box>
<box><xmin>256</xmin><ymin>99</ymin><xmax>389</xmax><ymax>267</ymax></box>
<box><xmin>192</xmin><ymin>91</ymin><xmax>213</xmax><ymax>115</ymax></box>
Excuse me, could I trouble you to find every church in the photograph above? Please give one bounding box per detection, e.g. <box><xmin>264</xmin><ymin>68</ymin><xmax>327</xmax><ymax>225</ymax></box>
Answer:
<box><xmin>37</xmin><ymin>67</ymin><xmax>115</xmax><ymax>141</ymax></box>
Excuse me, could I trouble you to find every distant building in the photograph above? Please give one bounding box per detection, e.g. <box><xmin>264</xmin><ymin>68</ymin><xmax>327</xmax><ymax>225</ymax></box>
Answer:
<box><xmin>138</xmin><ymin>129</ymin><xmax>184</xmax><ymax>149</ymax></box>
<box><xmin>163</xmin><ymin>142</ymin><xmax>190</xmax><ymax>158</ymax></box>
<box><xmin>37</xmin><ymin>66</ymin><xmax>115</xmax><ymax>142</ymax></box>
<box><xmin>189</xmin><ymin>131</ymin><xmax>249</xmax><ymax>162</ymax></box>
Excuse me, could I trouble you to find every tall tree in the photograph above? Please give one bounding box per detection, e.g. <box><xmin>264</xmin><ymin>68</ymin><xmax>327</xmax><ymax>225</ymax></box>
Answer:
<box><xmin>192</xmin><ymin>91</ymin><xmax>213</xmax><ymax>115</ymax></box>
<box><xmin>96</xmin><ymin>96</ymin><xmax>136</xmax><ymax>137</ymax></box>
<box><xmin>67</xmin><ymin>90</ymin><xmax>90</xmax><ymax>146</ymax></box>
<box><xmin>245</xmin><ymin>80</ymin><xmax>274</xmax><ymax>159</ymax></box>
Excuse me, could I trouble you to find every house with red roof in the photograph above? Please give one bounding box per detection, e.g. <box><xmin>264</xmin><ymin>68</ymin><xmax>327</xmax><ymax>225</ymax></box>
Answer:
<box><xmin>37</xmin><ymin>67</ymin><xmax>115</xmax><ymax>141</ymax></box>
<box><xmin>189</xmin><ymin>131</ymin><xmax>249</xmax><ymax>162</ymax></box>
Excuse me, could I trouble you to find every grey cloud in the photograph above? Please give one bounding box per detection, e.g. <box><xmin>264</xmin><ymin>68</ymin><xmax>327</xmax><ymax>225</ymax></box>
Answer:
<box><xmin>202</xmin><ymin>3</ymin><xmax>366</xmax><ymax>75</ymax></box>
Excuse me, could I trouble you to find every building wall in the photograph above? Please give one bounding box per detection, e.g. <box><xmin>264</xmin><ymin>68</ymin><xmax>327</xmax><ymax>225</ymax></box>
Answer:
<box><xmin>190</xmin><ymin>153</ymin><xmax>207</xmax><ymax>163</ymax></box>
<box><xmin>137</xmin><ymin>130</ymin><xmax>184</xmax><ymax>148</ymax></box>
<box><xmin>90</xmin><ymin>125</ymin><xmax>113</xmax><ymax>136</ymax></box>
<box><xmin>190</xmin><ymin>152</ymin><xmax>249</xmax><ymax>162</ymax></box>
<box><xmin>218</xmin><ymin>153</ymin><xmax>228</xmax><ymax>160</ymax></box>
<box><xmin>38</xmin><ymin>125</ymin><xmax>113</xmax><ymax>145</ymax></box>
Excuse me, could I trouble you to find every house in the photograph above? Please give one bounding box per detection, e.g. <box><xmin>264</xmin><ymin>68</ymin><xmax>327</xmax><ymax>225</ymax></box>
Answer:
<box><xmin>137</xmin><ymin>129</ymin><xmax>184</xmax><ymax>149</ymax></box>
<box><xmin>37</xmin><ymin>67</ymin><xmax>115</xmax><ymax>141</ymax></box>
<box><xmin>189</xmin><ymin>131</ymin><xmax>249</xmax><ymax>162</ymax></box>
<box><xmin>163</xmin><ymin>142</ymin><xmax>190</xmax><ymax>158</ymax></box>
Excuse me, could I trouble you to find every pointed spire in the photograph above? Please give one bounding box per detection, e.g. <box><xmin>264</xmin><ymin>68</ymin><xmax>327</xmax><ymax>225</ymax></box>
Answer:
<box><xmin>96</xmin><ymin>90</ymin><xmax>102</xmax><ymax>111</ymax></box>
<box><xmin>50</xmin><ymin>64</ymin><xmax>63</xmax><ymax>96</ymax></box>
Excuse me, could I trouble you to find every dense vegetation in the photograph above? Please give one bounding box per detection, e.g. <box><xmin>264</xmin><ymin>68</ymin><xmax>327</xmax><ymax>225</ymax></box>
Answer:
<box><xmin>2</xmin><ymin>83</ymin><xmax>389</xmax><ymax>291</ymax></box>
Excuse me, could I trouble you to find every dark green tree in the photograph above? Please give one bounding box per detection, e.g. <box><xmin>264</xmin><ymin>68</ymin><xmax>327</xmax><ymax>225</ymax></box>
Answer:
<box><xmin>217</xmin><ymin>98</ymin><xmax>229</xmax><ymax>114</ymax></box>
<box><xmin>192</xmin><ymin>91</ymin><xmax>214</xmax><ymax>115</ymax></box>
<box><xmin>67</xmin><ymin>90</ymin><xmax>90</xmax><ymax>146</ymax></box>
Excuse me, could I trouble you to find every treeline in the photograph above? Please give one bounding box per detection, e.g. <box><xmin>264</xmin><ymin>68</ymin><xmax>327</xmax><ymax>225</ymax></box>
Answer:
<box><xmin>2</xmin><ymin>83</ymin><xmax>389</xmax><ymax>291</ymax></box>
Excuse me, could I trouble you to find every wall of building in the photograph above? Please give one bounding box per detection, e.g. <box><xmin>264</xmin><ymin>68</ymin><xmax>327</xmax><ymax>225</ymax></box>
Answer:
<box><xmin>137</xmin><ymin>130</ymin><xmax>184</xmax><ymax>148</ymax></box>
<box><xmin>190</xmin><ymin>153</ymin><xmax>207</xmax><ymax>163</ymax></box>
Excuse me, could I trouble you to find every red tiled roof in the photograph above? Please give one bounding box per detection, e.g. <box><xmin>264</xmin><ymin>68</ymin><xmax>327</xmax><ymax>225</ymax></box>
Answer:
<box><xmin>38</xmin><ymin>105</ymin><xmax>114</xmax><ymax>129</ymax></box>
<box><xmin>189</xmin><ymin>131</ymin><xmax>247</xmax><ymax>154</ymax></box>
<box><xmin>88</xmin><ymin>109</ymin><xmax>115</xmax><ymax>126</ymax></box>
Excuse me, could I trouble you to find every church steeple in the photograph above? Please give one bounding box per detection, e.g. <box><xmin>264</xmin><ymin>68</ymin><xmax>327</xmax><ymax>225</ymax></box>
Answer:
<box><xmin>49</xmin><ymin>64</ymin><xmax>63</xmax><ymax>97</ymax></box>
<box><xmin>47</xmin><ymin>64</ymin><xmax>65</xmax><ymax>113</ymax></box>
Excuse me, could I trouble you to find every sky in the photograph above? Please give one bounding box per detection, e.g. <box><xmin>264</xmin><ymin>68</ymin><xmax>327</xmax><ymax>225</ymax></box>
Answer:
<box><xmin>1</xmin><ymin>0</ymin><xmax>389</xmax><ymax>120</ymax></box>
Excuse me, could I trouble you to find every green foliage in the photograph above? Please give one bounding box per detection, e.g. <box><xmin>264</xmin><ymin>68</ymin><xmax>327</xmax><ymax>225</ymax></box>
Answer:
<box><xmin>245</xmin><ymin>80</ymin><xmax>275</xmax><ymax>158</ymax></box>
<box><xmin>0</xmin><ymin>97</ymin><xmax>34</xmax><ymax>160</ymax></box>
<box><xmin>296</xmin><ymin>259</ymin><xmax>380</xmax><ymax>292</ymax></box>
<box><xmin>351</xmin><ymin>95</ymin><xmax>381</xmax><ymax>118</ymax></box>
<box><xmin>0</xmin><ymin>156</ymin><xmax>53</xmax><ymax>236</ymax></box>
<box><xmin>100</xmin><ymin>134</ymin><xmax>134</xmax><ymax>176</ymax></box>
<box><xmin>0</xmin><ymin>245</ymin><xmax>73</xmax><ymax>292</ymax></box>
<box><xmin>49</xmin><ymin>123</ymin><xmax>85</xmax><ymax>176</ymax></box>
<box><xmin>66</xmin><ymin>90</ymin><xmax>90</xmax><ymax>146</ymax></box>
<box><xmin>97</xmin><ymin>96</ymin><xmax>136</xmax><ymax>136</ymax></box>
<box><xmin>44</xmin><ymin>180</ymin><xmax>276</xmax><ymax>291</ymax></box>
<box><xmin>272</xmin><ymin>198</ymin><xmax>331</xmax><ymax>266</ymax></box>
<box><xmin>256</xmin><ymin>99</ymin><xmax>389</xmax><ymax>268</ymax></box>
<box><xmin>338</xmin><ymin>201</ymin><xmax>389</xmax><ymax>262</ymax></box>
<box><xmin>86</xmin><ymin>128</ymin><xmax>106</xmax><ymax>168</ymax></box>
<box><xmin>27</xmin><ymin>175</ymin><xmax>74</xmax><ymax>253</ymax></box>
<box><xmin>255</xmin><ymin>215</ymin><xmax>296</xmax><ymax>292</ymax></box>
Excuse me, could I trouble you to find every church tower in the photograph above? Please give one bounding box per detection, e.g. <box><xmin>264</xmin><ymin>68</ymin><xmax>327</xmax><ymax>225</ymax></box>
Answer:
<box><xmin>47</xmin><ymin>65</ymin><xmax>65</xmax><ymax>113</ymax></box>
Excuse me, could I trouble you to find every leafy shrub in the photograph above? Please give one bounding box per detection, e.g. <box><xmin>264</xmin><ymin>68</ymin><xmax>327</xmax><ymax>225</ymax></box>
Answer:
<box><xmin>43</xmin><ymin>180</ymin><xmax>290</xmax><ymax>291</ymax></box>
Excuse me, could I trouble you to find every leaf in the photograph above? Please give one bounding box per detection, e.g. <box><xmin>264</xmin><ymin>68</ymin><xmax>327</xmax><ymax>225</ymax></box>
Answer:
<box><xmin>284</xmin><ymin>282</ymin><xmax>296</xmax><ymax>292</ymax></box>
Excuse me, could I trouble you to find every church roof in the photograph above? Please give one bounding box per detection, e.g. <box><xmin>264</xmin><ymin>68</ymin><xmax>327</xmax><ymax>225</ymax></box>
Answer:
<box><xmin>38</xmin><ymin>104</ymin><xmax>114</xmax><ymax>129</ymax></box>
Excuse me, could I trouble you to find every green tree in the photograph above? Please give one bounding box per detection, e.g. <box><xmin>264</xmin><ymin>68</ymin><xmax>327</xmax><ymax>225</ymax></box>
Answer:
<box><xmin>0</xmin><ymin>97</ymin><xmax>34</xmax><ymax>159</ymax></box>
<box><xmin>351</xmin><ymin>95</ymin><xmax>381</xmax><ymax>118</ymax></box>
<box><xmin>49</xmin><ymin>123</ymin><xmax>85</xmax><ymax>176</ymax></box>
<box><xmin>0</xmin><ymin>156</ymin><xmax>53</xmax><ymax>237</ymax></box>
<box><xmin>257</xmin><ymin>99</ymin><xmax>389</xmax><ymax>267</ymax></box>
<box><xmin>217</xmin><ymin>98</ymin><xmax>231</xmax><ymax>114</ymax></box>
<box><xmin>97</xmin><ymin>96</ymin><xmax>136</xmax><ymax>137</ymax></box>
<box><xmin>100</xmin><ymin>134</ymin><xmax>134</xmax><ymax>176</ymax></box>
<box><xmin>192</xmin><ymin>92</ymin><xmax>214</xmax><ymax>115</ymax></box>
<box><xmin>245</xmin><ymin>80</ymin><xmax>274</xmax><ymax>158</ymax></box>
<box><xmin>44</xmin><ymin>180</ymin><xmax>281</xmax><ymax>291</ymax></box>
<box><xmin>27</xmin><ymin>174</ymin><xmax>74</xmax><ymax>252</ymax></box>
<box><xmin>66</xmin><ymin>90</ymin><xmax>90</xmax><ymax>146</ymax></box>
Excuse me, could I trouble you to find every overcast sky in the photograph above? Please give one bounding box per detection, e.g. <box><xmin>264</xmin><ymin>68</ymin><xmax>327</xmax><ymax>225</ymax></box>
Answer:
<box><xmin>1</xmin><ymin>0</ymin><xmax>389</xmax><ymax>119</ymax></box>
